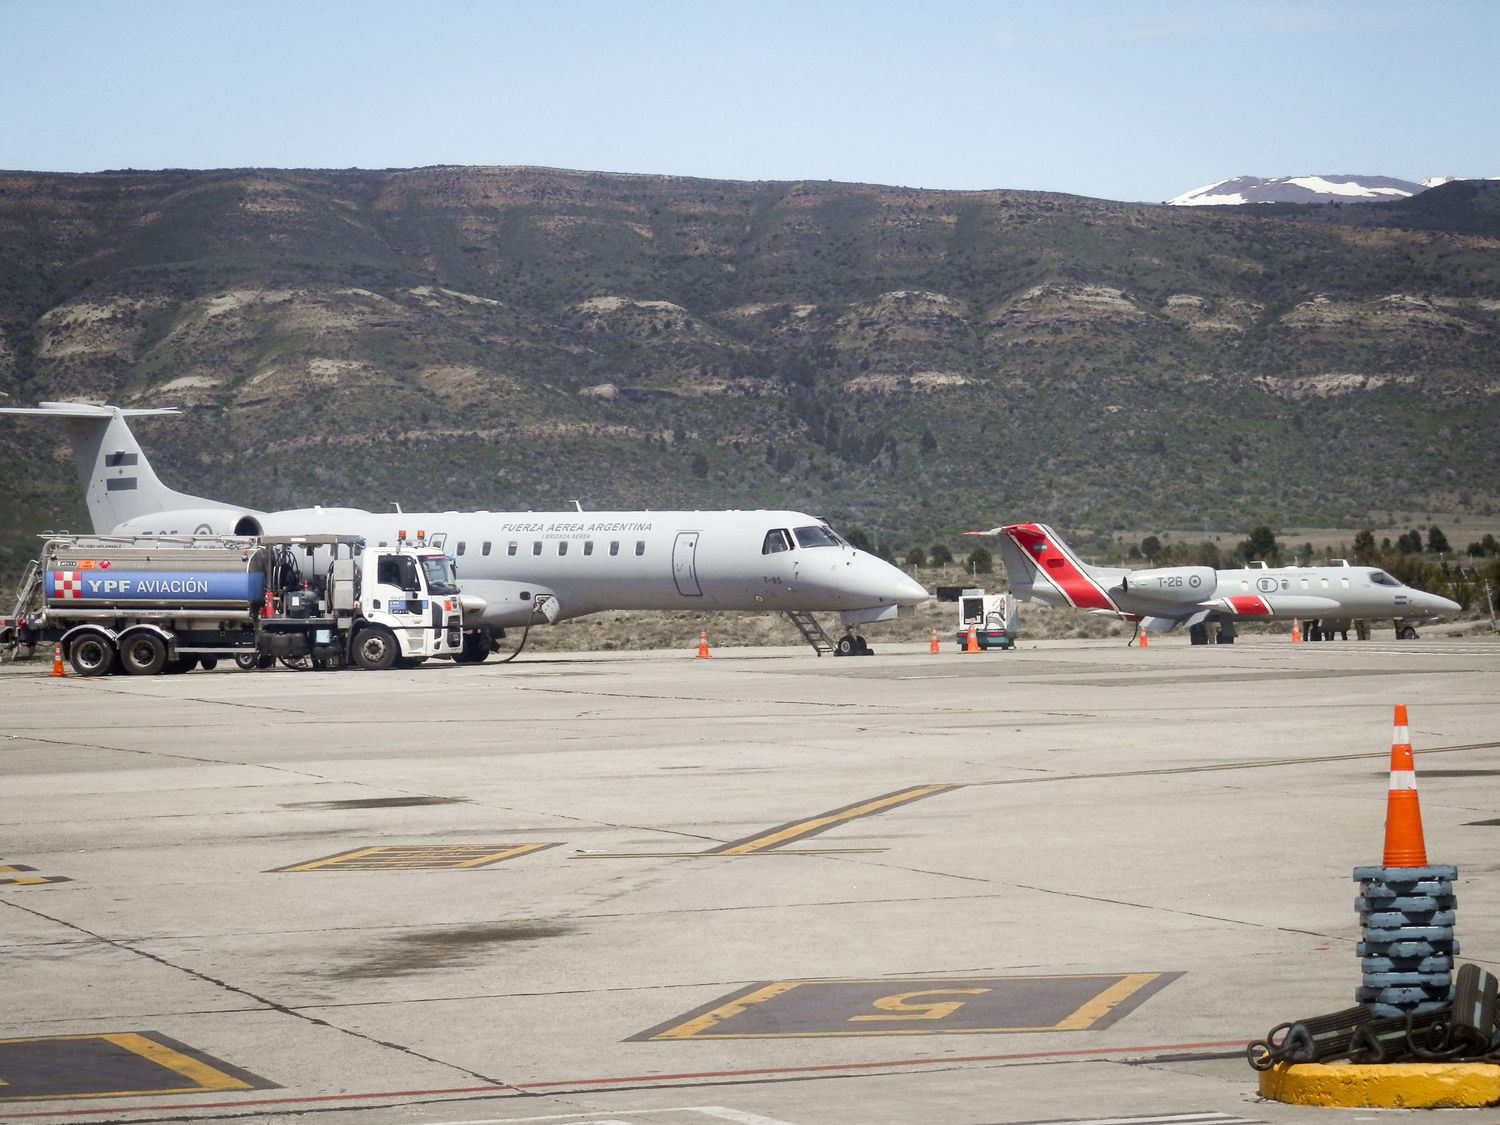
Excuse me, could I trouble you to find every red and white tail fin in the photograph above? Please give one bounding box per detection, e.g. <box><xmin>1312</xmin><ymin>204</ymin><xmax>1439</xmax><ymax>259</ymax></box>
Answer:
<box><xmin>970</xmin><ymin>523</ymin><xmax>1124</xmax><ymax>611</ymax></box>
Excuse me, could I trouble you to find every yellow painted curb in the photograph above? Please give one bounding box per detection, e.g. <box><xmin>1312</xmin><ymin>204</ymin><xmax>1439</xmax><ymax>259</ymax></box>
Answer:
<box><xmin>1259</xmin><ymin>1061</ymin><xmax>1500</xmax><ymax>1108</ymax></box>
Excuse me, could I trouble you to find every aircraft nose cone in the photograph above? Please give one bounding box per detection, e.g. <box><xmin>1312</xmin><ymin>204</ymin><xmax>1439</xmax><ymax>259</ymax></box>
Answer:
<box><xmin>865</xmin><ymin>559</ymin><xmax>929</xmax><ymax>605</ymax></box>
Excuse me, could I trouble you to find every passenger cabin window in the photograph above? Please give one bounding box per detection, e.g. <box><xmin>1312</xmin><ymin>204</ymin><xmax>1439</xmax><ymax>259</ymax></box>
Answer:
<box><xmin>1299</xmin><ymin>578</ymin><xmax>1309</xmax><ymax>590</ymax></box>
<box><xmin>610</xmin><ymin>541</ymin><xmax>620</xmax><ymax>556</ymax></box>
<box><xmin>558</xmin><ymin>542</ymin><xmax>568</xmax><ymax>556</ymax></box>
<box><xmin>635</xmin><ymin>541</ymin><xmax>646</xmax><ymax>556</ymax></box>
<box><xmin>507</xmin><ymin>542</ymin><xmax>517</xmax><ymax>556</ymax></box>
<box><xmin>482</xmin><ymin>541</ymin><xmax>492</xmax><ymax>556</ymax></box>
<box><xmin>793</xmin><ymin>525</ymin><xmax>841</xmax><ymax>549</ymax></box>
<box><xmin>762</xmin><ymin>529</ymin><xmax>793</xmax><ymax>554</ymax></box>
<box><xmin>532</xmin><ymin>541</ymin><xmax>543</xmax><ymax>556</ymax></box>
<box><xmin>583</xmin><ymin>541</ymin><xmax>594</xmax><ymax>556</ymax></box>
<box><xmin>456</xmin><ymin>542</ymin><xmax>466</xmax><ymax>556</ymax></box>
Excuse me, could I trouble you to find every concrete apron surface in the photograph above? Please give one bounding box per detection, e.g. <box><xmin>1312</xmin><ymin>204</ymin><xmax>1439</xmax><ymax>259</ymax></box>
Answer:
<box><xmin>2</xmin><ymin>632</ymin><xmax>1499</xmax><ymax>1124</ymax></box>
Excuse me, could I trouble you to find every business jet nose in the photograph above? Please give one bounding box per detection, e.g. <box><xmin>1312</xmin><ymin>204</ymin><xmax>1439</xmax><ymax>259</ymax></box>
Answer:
<box><xmin>1428</xmin><ymin>592</ymin><xmax>1462</xmax><ymax>615</ymax></box>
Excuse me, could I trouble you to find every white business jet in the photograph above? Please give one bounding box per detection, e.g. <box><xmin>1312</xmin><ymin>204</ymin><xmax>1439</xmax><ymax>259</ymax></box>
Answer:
<box><xmin>2</xmin><ymin>403</ymin><xmax>929</xmax><ymax>659</ymax></box>
<box><xmin>971</xmin><ymin>521</ymin><xmax>1460</xmax><ymax>643</ymax></box>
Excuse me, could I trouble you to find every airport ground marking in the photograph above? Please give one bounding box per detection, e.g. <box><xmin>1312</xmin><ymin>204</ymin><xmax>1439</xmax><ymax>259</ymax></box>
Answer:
<box><xmin>0</xmin><ymin>1032</ymin><xmax>271</xmax><ymax>1101</ymax></box>
<box><xmin>580</xmin><ymin>784</ymin><xmax>960</xmax><ymax>860</ymax></box>
<box><xmin>634</xmin><ymin>972</ymin><xmax>1180</xmax><ymax>1040</ymax></box>
<box><xmin>710</xmin><ymin>784</ymin><xmax>960</xmax><ymax>855</ymax></box>
<box><xmin>0</xmin><ymin>864</ymin><xmax>68</xmax><ymax>888</ymax></box>
<box><xmin>969</xmin><ymin>740</ymin><xmax>1500</xmax><ymax>789</ymax></box>
<box><xmin>272</xmin><ymin>843</ymin><xmax>557</xmax><ymax>873</ymax></box>
<box><xmin>0</xmin><ymin>1039</ymin><xmax>1253</xmax><ymax>1118</ymax></box>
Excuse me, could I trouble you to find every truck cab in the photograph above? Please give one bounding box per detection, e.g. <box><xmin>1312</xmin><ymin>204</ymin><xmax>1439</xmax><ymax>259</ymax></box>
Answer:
<box><xmin>259</xmin><ymin>535</ymin><xmax>464</xmax><ymax>669</ymax></box>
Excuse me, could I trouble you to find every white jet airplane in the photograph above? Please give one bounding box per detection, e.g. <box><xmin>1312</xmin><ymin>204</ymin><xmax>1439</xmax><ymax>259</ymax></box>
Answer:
<box><xmin>969</xmin><ymin>522</ymin><xmax>1460</xmax><ymax>642</ymax></box>
<box><xmin>2</xmin><ymin>403</ymin><xmax>929</xmax><ymax>659</ymax></box>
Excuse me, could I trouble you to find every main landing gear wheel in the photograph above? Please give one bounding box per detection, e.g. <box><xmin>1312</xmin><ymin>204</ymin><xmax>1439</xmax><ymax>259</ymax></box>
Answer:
<box><xmin>454</xmin><ymin>629</ymin><xmax>494</xmax><ymax>664</ymax></box>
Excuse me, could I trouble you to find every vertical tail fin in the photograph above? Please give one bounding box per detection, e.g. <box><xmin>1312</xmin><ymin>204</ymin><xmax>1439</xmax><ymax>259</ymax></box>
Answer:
<box><xmin>0</xmin><ymin>403</ymin><xmax>222</xmax><ymax>532</ymax></box>
<box><xmin>969</xmin><ymin>523</ymin><xmax>1125</xmax><ymax>611</ymax></box>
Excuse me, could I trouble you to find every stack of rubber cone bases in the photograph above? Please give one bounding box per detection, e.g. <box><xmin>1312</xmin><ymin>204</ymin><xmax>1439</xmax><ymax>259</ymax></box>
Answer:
<box><xmin>1352</xmin><ymin>704</ymin><xmax>1457</xmax><ymax>1016</ymax></box>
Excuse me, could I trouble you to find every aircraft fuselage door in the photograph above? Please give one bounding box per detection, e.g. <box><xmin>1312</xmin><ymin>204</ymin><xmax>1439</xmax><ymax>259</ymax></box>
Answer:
<box><xmin>673</xmin><ymin>531</ymin><xmax>702</xmax><ymax>597</ymax></box>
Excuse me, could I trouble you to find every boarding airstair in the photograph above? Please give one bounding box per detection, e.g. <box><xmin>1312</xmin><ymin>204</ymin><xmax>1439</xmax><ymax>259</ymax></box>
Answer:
<box><xmin>784</xmin><ymin>610</ymin><xmax>834</xmax><ymax>656</ymax></box>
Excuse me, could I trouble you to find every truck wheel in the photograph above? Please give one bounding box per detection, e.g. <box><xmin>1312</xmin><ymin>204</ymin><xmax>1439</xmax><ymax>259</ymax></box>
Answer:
<box><xmin>68</xmin><ymin>635</ymin><xmax>115</xmax><ymax>677</ymax></box>
<box><xmin>199</xmin><ymin>657</ymin><xmax>218</xmax><ymax>671</ymax></box>
<box><xmin>163</xmin><ymin>656</ymin><xmax>197</xmax><ymax>674</ymax></box>
<box><xmin>352</xmin><ymin>627</ymin><xmax>398</xmax><ymax>670</ymax></box>
<box><xmin>121</xmin><ymin>633</ymin><xmax>167</xmax><ymax>676</ymax></box>
<box><xmin>234</xmin><ymin>652</ymin><xmax>259</xmax><ymax>671</ymax></box>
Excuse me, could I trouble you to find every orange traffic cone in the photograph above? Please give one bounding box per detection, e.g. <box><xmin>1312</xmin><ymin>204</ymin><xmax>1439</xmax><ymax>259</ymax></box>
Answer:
<box><xmin>1382</xmin><ymin>704</ymin><xmax>1428</xmax><ymax>867</ymax></box>
<box><xmin>929</xmin><ymin>628</ymin><xmax>940</xmax><ymax>654</ymax></box>
<box><xmin>49</xmin><ymin>642</ymin><xmax>66</xmax><ymax>678</ymax></box>
<box><xmin>1137</xmin><ymin>627</ymin><xmax>1149</xmax><ymax>649</ymax></box>
<box><xmin>696</xmin><ymin>629</ymin><xmax>711</xmax><ymax>659</ymax></box>
<box><xmin>964</xmin><ymin>624</ymin><xmax>979</xmax><ymax>653</ymax></box>
<box><xmin>1290</xmin><ymin>617</ymin><xmax>1302</xmax><ymax>643</ymax></box>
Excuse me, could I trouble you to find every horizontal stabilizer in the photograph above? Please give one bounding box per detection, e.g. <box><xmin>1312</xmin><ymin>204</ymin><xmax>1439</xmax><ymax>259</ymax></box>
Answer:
<box><xmin>0</xmin><ymin>402</ymin><xmax>180</xmax><ymax>418</ymax></box>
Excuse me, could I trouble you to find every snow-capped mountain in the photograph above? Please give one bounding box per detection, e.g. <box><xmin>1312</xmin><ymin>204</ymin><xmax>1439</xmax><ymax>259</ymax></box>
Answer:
<box><xmin>1167</xmin><ymin>175</ymin><xmax>1427</xmax><ymax>206</ymax></box>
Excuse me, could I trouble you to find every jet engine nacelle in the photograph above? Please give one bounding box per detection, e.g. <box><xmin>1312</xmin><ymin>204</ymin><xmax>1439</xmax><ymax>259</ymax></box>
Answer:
<box><xmin>111</xmin><ymin>508</ymin><xmax>265</xmax><ymax>538</ymax></box>
<box><xmin>1115</xmin><ymin>566</ymin><xmax>1217</xmax><ymax>604</ymax></box>
<box><xmin>464</xmin><ymin>579</ymin><xmax>561</xmax><ymax>627</ymax></box>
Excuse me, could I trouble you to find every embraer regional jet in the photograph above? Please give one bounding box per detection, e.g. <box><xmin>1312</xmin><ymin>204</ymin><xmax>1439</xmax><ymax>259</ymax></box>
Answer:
<box><xmin>2</xmin><ymin>403</ymin><xmax>929</xmax><ymax>658</ymax></box>
<box><xmin>970</xmin><ymin>522</ymin><xmax>1460</xmax><ymax>642</ymax></box>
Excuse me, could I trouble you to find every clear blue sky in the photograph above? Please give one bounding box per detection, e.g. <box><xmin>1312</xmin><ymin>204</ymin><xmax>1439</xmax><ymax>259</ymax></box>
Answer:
<box><xmin>1</xmin><ymin>0</ymin><xmax>1493</xmax><ymax>202</ymax></box>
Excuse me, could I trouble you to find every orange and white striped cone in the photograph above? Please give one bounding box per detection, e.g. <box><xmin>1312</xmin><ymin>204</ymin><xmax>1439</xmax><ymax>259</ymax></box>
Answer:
<box><xmin>1382</xmin><ymin>703</ymin><xmax>1428</xmax><ymax>867</ymax></box>
<box><xmin>964</xmin><ymin>624</ymin><xmax>979</xmax><ymax>653</ymax></box>
<box><xmin>1137</xmin><ymin>627</ymin><xmax>1149</xmax><ymax>649</ymax></box>
<box><xmin>696</xmin><ymin>629</ymin><xmax>711</xmax><ymax>659</ymax></box>
<box><xmin>49</xmin><ymin>642</ymin><xmax>66</xmax><ymax>678</ymax></box>
<box><xmin>929</xmin><ymin>627</ymin><xmax>940</xmax><ymax>654</ymax></box>
<box><xmin>1290</xmin><ymin>617</ymin><xmax>1302</xmax><ymax>643</ymax></box>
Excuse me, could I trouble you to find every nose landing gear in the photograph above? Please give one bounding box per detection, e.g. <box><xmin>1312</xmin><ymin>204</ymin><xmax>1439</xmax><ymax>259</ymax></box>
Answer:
<box><xmin>834</xmin><ymin>631</ymin><xmax>871</xmax><ymax>656</ymax></box>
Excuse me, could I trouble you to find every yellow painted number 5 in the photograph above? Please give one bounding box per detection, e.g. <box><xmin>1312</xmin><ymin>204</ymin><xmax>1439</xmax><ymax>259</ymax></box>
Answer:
<box><xmin>848</xmin><ymin>988</ymin><xmax>992</xmax><ymax>1022</ymax></box>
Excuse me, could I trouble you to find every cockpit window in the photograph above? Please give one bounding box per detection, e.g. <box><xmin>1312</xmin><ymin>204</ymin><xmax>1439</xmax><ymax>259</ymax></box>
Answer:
<box><xmin>793</xmin><ymin>525</ymin><xmax>842</xmax><ymax>549</ymax></box>
<box><xmin>762</xmin><ymin>529</ymin><xmax>793</xmax><ymax>554</ymax></box>
<box><xmin>1370</xmin><ymin>570</ymin><xmax>1401</xmax><ymax>587</ymax></box>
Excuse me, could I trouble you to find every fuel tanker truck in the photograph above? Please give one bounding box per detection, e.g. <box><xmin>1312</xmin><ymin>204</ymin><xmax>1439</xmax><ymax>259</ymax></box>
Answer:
<box><xmin>2</xmin><ymin>533</ymin><xmax>467</xmax><ymax>675</ymax></box>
